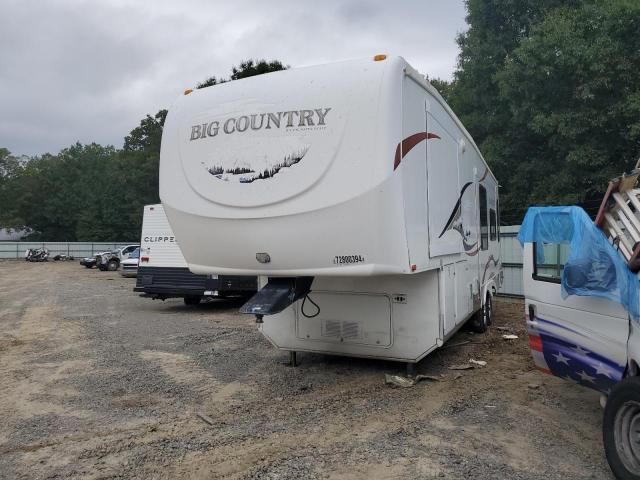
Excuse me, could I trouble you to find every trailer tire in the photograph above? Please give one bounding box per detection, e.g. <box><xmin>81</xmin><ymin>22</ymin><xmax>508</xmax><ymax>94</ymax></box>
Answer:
<box><xmin>84</xmin><ymin>264</ymin><xmax>93</xmax><ymax>269</ymax></box>
<box><xmin>485</xmin><ymin>293</ymin><xmax>493</xmax><ymax>326</ymax></box>
<box><xmin>603</xmin><ymin>376</ymin><xmax>640</xmax><ymax>480</ymax></box>
<box><xmin>106</xmin><ymin>259</ymin><xmax>119</xmax><ymax>271</ymax></box>
<box><xmin>184</xmin><ymin>296</ymin><xmax>202</xmax><ymax>305</ymax></box>
<box><xmin>469</xmin><ymin>293</ymin><xmax>491</xmax><ymax>333</ymax></box>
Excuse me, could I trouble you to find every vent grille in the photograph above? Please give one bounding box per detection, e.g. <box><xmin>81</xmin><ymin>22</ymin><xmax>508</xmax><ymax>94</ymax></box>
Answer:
<box><xmin>323</xmin><ymin>320</ymin><xmax>341</xmax><ymax>338</ymax></box>
<box><xmin>342</xmin><ymin>322</ymin><xmax>360</xmax><ymax>339</ymax></box>
<box><xmin>322</xmin><ymin>320</ymin><xmax>361</xmax><ymax>340</ymax></box>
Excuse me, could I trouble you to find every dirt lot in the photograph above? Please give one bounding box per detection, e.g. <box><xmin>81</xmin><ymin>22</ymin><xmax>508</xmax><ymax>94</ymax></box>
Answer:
<box><xmin>0</xmin><ymin>261</ymin><xmax>613</xmax><ymax>479</ymax></box>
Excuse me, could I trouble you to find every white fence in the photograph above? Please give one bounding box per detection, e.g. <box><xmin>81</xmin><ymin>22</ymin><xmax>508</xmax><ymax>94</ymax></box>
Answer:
<box><xmin>0</xmin><ymin>242</ymin><xmax>137</xmax><ymax>260</ymax></box>
<box><xmin>498</xmin><ymin>225</ymin><xmax>523</xmax><ymax>297</ymax></box>
<box><xmin>1</xmin><ymin>229</ymin><xmax>525</xmax><ymax>296</ymax></box>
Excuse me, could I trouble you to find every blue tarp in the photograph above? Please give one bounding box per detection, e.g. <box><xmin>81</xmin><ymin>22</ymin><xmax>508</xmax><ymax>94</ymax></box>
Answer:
<box><xmin>518</xmin><ymin>206</ymin><xmax>640</xmax><ymax>319</ymax></box>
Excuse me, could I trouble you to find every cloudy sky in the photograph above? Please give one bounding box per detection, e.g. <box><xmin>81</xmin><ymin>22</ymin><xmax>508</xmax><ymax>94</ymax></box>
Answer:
<box><xmin>0</xmin><ymin>0</ymin><xmax>467</xmax><ymax>157</ymax></box>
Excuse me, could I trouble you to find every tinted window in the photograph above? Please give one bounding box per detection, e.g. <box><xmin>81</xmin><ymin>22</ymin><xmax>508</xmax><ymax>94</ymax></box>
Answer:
<box><xmin>479</xmin><ymin>185</ymin><xmax>488</xmax><ymax>250</ymax></box>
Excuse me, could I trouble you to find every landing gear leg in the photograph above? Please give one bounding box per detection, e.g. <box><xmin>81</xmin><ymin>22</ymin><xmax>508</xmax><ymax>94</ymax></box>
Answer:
<box><xmin>289</xmin><ymin>351</ymin><xmax>298</xmax><ymax>367</ymax></box>
<box><xmin>406</xmin><ymin>362</ymin><xmax>416</xmax><ymax>377</ymax></box>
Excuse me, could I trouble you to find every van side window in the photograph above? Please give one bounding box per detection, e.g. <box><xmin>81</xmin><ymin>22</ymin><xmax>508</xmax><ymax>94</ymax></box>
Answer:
<box><xmin>490</xmin><ymin>209</ymin><xmax>497</xmax><ymax>241</ymax></box>
<box><xmin>479</xmin><ymin>185</ymin><xmax>488</xmax><ymax>250</ymax></box>
<box><xmin>533</xmin><ymin>242</ymin><xmax>570</xmax><ymax>283</ymax></box>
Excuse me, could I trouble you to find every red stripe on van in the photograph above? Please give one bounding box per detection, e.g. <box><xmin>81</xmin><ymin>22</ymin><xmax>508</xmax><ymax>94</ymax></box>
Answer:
<box><xmin>529</xmin><ymin>334</ymin><xmax>543</xmax><ymax>352</ymax></box>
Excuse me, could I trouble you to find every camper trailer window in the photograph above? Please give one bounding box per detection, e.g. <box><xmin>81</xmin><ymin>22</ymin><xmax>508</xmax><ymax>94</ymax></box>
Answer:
<box><xmin>497</xmin><ymin>195</ymin><xmax>501</xmax><ymax>242</ymax></box>
<box><xmin>533</xmin><ymin>242</ymin><xmax>570</xmax><ymax>283</ymax></box>
<box><xmin>490</xmin><ymin>209</ymin><xmax>497</xmax><ymax>241</ymax></box>
<box><xmin>479</xmin><ymin>185</ymin><xmax>488</xmax><ymax>250</ymax></box>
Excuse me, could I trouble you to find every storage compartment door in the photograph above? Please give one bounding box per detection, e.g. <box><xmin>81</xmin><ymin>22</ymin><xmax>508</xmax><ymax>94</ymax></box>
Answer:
<box><xmin>296</xmin><ymin>292</ymin><xmax>392</xmax><ymax>347</ymax></box>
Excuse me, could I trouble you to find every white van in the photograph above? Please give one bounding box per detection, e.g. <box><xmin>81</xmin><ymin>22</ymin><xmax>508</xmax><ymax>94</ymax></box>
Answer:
<box><xmin>160</xmin><ymin>56</ymin><xmax>502</xmax><ymax>366</ymax></box>
<box><xmin>520</xmin><ymin>206</ymin><xmax>640</xmax><ymax>480</ymax></box>
<box><xmin>134</xmin><ymin>204</ymin><xmax>256</xmax><ymax>304</ymax></box>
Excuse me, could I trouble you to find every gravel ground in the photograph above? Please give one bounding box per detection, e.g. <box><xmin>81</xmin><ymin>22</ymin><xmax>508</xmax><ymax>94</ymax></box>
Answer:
<box><xmin>0</xmin><ymin>261</ymin><xmax>613</xmax><ymax>479</ymax></box>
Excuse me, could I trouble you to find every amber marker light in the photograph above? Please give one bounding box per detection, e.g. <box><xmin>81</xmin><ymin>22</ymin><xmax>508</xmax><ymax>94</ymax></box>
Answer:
<box><xmin>184</xmin><ymin>88</ymin><xmax>193</xmax><ymax>95</ymax></box>
<box><xmin>373</xmin><ymin>54</ymin><xmax>387</xmax><ymax>61</ymax></box>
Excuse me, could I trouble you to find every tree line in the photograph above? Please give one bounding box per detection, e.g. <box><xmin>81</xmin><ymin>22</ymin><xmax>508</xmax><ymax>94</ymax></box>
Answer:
<box><xmin>1</xmin><ymin>1</ymin><xmax>639</xmax><ymax>239</ymax></box>
<box><xmin>440</xmin><ymin>0</ymin><xmax>640</xmax><ymax>224</ymax></box>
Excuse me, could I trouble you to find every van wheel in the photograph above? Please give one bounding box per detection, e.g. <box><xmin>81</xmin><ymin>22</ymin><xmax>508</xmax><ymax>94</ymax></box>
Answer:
<box><xmin>184</xmin><ymin>296</ymin><xmax>201</xmax><ymax>305</ymax></box>
<box><xmin>469</xmin><ymin>293</ymin><xmax>492</xmax><ymax>333</ymax></box>
<box><xmin>603</xmin><ymin>376</ymin><xmax>640</xmax><ymax>480</ymax></box>
<box><xmin>107</xmin><ymin>259</ymin><xmax>119</xmax><ymax>271</ymax></box>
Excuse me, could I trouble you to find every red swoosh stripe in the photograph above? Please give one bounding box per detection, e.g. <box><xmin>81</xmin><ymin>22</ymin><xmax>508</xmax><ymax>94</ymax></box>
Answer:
<box><xmin>393</xmin><ymin>132</ymin><xmax>441</xmax><ymax>170</ymax></box>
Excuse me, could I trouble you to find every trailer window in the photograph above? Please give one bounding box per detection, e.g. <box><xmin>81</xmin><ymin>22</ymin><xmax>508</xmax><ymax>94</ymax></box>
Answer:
<box><xmin>479</xmin><ymin>185</ymin><xmax>488</xmax><ymax>250</ymax></box>
<box><xmin>497</xmin><ymin>194</ymin><xmax>501</xmax><ymax>242</ymax></box>
<box><xmin>533</xmin><ymin>242</ymin><xmax>570</xmax><ymax>283</ymax></box>
<box><xmin>490</xmin><ymin>209</ymin><xmax>497</xmax><ymax>241</ymax></box>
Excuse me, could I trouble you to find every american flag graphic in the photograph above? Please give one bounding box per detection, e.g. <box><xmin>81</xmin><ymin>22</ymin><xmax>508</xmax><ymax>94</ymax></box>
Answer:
<box><xmin>528</xmin><ymin>316</ymin><xmax>624</xmax><ymax>394</ymax></box>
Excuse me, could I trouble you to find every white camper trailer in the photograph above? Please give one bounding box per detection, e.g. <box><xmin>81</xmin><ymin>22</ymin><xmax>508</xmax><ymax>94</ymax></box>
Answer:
<box><xmin>160</xmin><ymin>56</ymin><xmax>501</xmax><ymax>365</ymax></box>
<box><xmin>134</xmin><ymin>204</ymin><xmax>256</xmax><ymax>303</ymax></box>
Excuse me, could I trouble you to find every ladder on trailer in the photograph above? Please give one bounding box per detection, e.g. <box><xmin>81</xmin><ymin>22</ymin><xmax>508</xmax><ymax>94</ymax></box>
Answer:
<box><xmin>595</xmin><ymin>163</ymin><xmax>640</xmax><ymax>272</ymax></box>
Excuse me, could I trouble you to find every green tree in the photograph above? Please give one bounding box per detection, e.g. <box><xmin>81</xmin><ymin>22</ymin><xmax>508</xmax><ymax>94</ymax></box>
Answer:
<box><xmin>428</xmin><ymin>78</ymin><xmax>452</xmax><ymax>103</ymax></box>
<box><xmin>450</xmin><ymin>0</ymin><xmax>578</xmax><ymax>148</ymax></box>
<box><xmin>196</xmin><ymin>76</ymin><xmax>224</xmax><ymax>89</ymax></box>
<box><xmin>495</xmin><ymin>0</ymin><xmax>640</xmax><ymax>217</ymax></box>
<box><xmin>0</xmin><ymin>148</ymin><xmax>26</xmax><ymax>227</ymax></box>
<box><xmin>230</xmin><ymin>59</ymin><xmax>287</xmax><ymax>80</ymax></box>
<box><xmin>123</xmin><ymin>110</ymin><xmax>167</xmax><ymax>153</ymax></box>
<box><xmin>9</xmin><ymin>143</ymin><xmax>117</xmax><ymax>240</ymax></box>
<box><xmin>196</xmin><ymin>59</ymin><xmax>288</xmax><ymax>90</ymax></box>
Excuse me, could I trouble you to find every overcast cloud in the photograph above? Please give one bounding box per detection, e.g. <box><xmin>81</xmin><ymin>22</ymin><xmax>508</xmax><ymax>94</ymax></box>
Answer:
<box><xmin>0</xmin><ymin>0</ymin><xmax>466</xmax><ymax>156</ymax></box>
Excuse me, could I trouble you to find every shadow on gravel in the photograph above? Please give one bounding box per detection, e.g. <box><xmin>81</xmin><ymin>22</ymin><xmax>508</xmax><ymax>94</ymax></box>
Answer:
<box><xmin>279</xmin><ymin>344</ymin><xmax>460</xmax><ymax>377</ymax></box>
<box><xmin>160</xmin><ymin>297</ymin><xmax>249</xmax><ymax>313</ymax></box>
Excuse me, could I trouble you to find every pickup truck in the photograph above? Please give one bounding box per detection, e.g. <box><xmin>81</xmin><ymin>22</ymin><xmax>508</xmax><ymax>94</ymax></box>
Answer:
<box><xmin>80</xmin><ymin>245</ymin><xmax>140</xmax><ymax>271</ymax></box>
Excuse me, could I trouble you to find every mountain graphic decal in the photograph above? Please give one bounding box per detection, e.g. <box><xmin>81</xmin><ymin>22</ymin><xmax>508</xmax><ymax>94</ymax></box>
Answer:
<box><xmin>204</xmin><ymin>147</ymin><xmax>309</xmax><ymax>184</ymax></box>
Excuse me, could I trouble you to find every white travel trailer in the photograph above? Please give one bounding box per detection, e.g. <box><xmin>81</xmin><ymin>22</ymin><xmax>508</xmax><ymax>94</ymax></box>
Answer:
<box><xmin>160</xmin><ymin>56</ymin><xmax>502</xmax><ymax>366</ymax></box>
<box><xmin>134</xmin><ymin>204</ymin><xmax>256</xmax><ymax>303</ymax></box>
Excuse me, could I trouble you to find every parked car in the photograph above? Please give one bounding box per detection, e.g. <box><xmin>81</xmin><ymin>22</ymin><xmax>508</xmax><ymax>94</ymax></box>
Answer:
<box><xmin>80</xmin><ymin>255</ymin><xmax>98</xmax><ymax>268</ymax></box>
<box><xmin>96</xmin><ymin>244</ymin><xmax>140</xmax><ymax>271</ymax></box>
<box><xmin>96</xmin><ymin>251</ymin><xmax>120</xmax><ymax>271</ymax></box>
<box><xmin>120</xmin><ymin>247</ymin><xmax>140</xmax><ymax>277</ymax></box>
<box><xmin>80</xmin><ymin>245</ymin><xmax>139</xmax><ymax>270</ymax></box>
